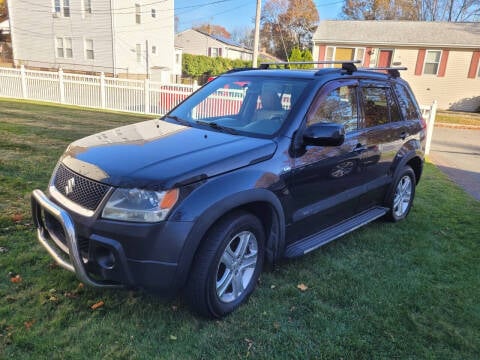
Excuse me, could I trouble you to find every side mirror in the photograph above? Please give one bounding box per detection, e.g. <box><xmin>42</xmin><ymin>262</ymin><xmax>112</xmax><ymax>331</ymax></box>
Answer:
<box><xmin>303</xmin><ymin>123</ymin><xmax>345</xmax><ymax>147</ymax></box>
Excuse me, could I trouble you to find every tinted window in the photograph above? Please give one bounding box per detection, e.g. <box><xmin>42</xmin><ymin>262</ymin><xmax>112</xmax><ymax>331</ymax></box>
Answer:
<box><xmin>362</xmin><ymin>87</ymin><xmax>389</xmax><ymax>127</ymax></box>
<box><xmin>307</xmin><ymin>85</ymin><xmax>358</xmax><ymax>132</ymax></box>
<box><xmin>394</xmin><ymin>83</ymin><xmax>420</xmax><ymax>121</ymax></box>
<box><xmin>387</xmin><ymin>88</ymin><xmax>402</xmax><ymax>122</ymax></box>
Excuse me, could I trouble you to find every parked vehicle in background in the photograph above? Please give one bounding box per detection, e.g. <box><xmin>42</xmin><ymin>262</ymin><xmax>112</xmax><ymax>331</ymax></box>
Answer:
<box><xmin>32</xmin><ymin>62</ymin><xmax>426</xmax><ymax>318</ymax></box>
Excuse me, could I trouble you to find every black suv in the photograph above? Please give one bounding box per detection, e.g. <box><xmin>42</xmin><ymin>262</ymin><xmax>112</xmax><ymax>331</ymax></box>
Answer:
<box><xmin>32</xmin><ymin>62</ymin><xmax>426</xmax><ymax>318</ymax></box>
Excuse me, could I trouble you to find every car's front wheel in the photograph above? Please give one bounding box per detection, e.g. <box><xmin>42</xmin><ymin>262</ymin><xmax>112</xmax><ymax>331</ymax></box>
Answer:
<box><xmin>386</xmin><ymin>165</ymin><xmax>416</xmax><ymax>222</ymax></box>
<box><xmin>185</xmin><ymin>211</ymin><xmax>265</xmax><ymax>318</ymax></box>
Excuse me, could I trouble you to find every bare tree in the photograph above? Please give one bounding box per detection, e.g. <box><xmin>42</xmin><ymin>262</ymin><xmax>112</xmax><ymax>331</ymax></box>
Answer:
<box><xmin>261</xmin><ymin>0</ymin><xmax>319</xmax><ymax>60</ymax></box>
<box><xmin>342</xmin><ymin>0</ymin><xmax>479</xmax><ymax>21</ymax></box>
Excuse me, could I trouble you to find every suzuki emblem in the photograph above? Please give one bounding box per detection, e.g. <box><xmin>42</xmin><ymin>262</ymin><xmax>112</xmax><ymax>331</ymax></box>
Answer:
<box><xmin>65</xmin><ymin>177</ymin><xmax>75</xmax><ymax>196</ymax></box>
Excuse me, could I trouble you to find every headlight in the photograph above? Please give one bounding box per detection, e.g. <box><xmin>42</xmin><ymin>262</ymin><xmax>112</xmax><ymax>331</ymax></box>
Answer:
<box><xmin>102</xmin><ymin>188</ymin><xmax>179</xmax><ymax>223</ymax></box>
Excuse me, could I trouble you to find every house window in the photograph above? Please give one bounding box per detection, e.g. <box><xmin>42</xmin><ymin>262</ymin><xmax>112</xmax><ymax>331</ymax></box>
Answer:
<box><xmin>84</xmin><ymin>0</ymin><xmax>92</xmax><ymax>14</ymax></box>
<box><xmin>135</xmin><ymin>4</ymin><xmax>141</xmax><ymax>24</ymax></box>
<box><xmin>151</xmin><ymin>9</ymin><xmax>156</xmax><ymax>18</ymax></box>
<box><xmin>56</xmin><ymin>37</ymin><xmax>72</xmax><ymax>58</ymax></box>
<box><xmin>53</xmin><ymin>0</ymin><xmax>70</xmax><ymax>17</ymax></box>
<box><xmin>324</xmin><ymin>47</ymin><xmax>365</xmax><ymax>67</ymax></box>
<box><xmin>355</xmin><ymin>48</ymin><xmax>365</xmax><ymax>65</ymax></box>
<box><xmin>56</xmin><ymin>37</ymin><xmax>64</xmax><ymax>57</ymax></box>
<box><xmin>85</xmin><ymin>39</ymin><xmax>94</xmax><ymax>60</ymax></box>
<box><xmin>63</xmin><ymin>0</ymin><xmax>70</xmax><ymax>17</ymax></box>
<box><xmin>424</xmin><ymin>50</ymin><xmax>441</xmax><ymax>75</ymax></box>
<box><xmin>176</xmin><ymin>54</ymin><xmax>180</xmax><ymax>64</ymax></box>
<box><xmin>54</xmin><ymin>0</ymin><xmax>61</xmax><ymax>13</ymax></box>
<box><xmin>326</xmin><ymin>46</ymin><xmax>334</xmax><ymax>62</ymax></box>
<box><xmin>209</xmin><ymin>47</ymin><xmax>221</xmax><ymax>57</ymax></box>
<box><xmin>152</xmin><ymin>46</ymin><xmax>157</xmax><ymax>55</ymax></box>
<box><xmin>136</xmin><ymin>44</ymin><xmax>142</xmax><ymax>63</ymax></box>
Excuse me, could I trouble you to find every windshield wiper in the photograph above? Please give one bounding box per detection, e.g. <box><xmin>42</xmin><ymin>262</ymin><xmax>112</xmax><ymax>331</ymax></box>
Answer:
<box><xmin>162</xmin><ymin>115</ymin><xmax>190</xmax><ymax>126</ymax></box>
<box><xmin>195</xmin><ymin>120</ymin><xmax>238</xmax><ymax>135</ymax></box>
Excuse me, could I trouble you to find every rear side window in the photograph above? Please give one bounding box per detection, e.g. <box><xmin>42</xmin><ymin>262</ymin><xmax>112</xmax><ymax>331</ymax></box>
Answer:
<box><xmin>394</xmin><ymin>83</ymin><xmax>421</xmax><ymax>121</ymax></box>
<box><xmin>362</xmin><ymin>87</ymin><xmax>389</xmax><ymax>127</ymax></box>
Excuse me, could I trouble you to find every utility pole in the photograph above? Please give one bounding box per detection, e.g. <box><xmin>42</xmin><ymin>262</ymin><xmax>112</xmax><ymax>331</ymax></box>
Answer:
<box><xmin>252</xmin><ymin>0</ymin><xmax>261</xmax><ymax>68</ymax></box>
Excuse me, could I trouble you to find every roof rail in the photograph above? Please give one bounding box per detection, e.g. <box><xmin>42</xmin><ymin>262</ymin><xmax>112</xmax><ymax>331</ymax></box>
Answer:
<box><xmin>359</xmin><ymin>67</ymin><xmax>408</xmax><ymax>78</ymax></box>
<box><xmin>259</xmin><ymin>60</ymin><xmax>361</xmax><ymax>69</ymax></box>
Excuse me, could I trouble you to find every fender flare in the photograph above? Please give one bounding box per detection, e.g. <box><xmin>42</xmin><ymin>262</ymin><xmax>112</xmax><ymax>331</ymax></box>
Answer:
<box><xmin>172</xmin><ymin>182</ymin><xmax>286</xmax><ymax>289</ymax></box>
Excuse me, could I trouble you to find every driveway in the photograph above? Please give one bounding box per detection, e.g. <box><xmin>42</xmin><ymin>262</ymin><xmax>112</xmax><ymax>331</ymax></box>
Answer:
<box><xmin>429</xmin><ymin>126</ymin><xmax>480</xmax><ymax>201</ymax></box>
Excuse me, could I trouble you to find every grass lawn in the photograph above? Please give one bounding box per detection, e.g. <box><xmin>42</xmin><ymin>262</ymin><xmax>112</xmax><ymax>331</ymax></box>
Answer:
<box><xmin>436</xmin><ymin>110</ymin><xmax>480</xmax><ymax>126</ymax></box>
<box><xmin>1</xmin><ymin>98</ymin><xmax>479</xmax><ymax>359</ymax></box>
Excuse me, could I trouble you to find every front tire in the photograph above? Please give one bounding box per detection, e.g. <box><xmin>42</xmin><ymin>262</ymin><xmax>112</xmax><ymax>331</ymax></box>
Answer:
<box><xmin>386</xmin><ymin>165</ymin><xmax>416</xmax><ymax>222</ymax></box>
<box><xmin>185</xmin><ymin>211</ymin><xmax>265</xmax><ymax>318</ymax></box>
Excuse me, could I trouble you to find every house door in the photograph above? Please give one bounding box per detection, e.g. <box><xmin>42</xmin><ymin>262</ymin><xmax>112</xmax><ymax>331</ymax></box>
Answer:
<box><xmin>378</xmin><ymin>50</ymin><xmax>393</xmax><ymax>67</ymax></box>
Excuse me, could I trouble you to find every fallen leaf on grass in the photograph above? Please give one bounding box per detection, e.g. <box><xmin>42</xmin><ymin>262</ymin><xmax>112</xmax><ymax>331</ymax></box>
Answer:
<box><xmin>0</xmin><ymin>246</ymin><xmax>8</xmax><ymax>254</ymax></box>
<box><xmin>273</xmin><ymin>322</ymin><xmax>280</xmax><ymax>330</ymax></box>
<box><xmin>10</xmin><ymin>275</ymin><xmax>22</xmax><ymax>283</ymax></box>
<box><xmin>169</xmin><ymin>335</ymin><xmax>177</xmax><ymax>341</ymax></box>
<box><xmin>11</xmin><ymin>213</ymin><xmax>23</xmax><ymax>222</ymax></box>
<box><xmin>297</xmin><ymin>283</ymin><xmax>308</xmax><ymax>291</ymax></box>
<box><xmin>64</xmin><ymin>291</ymin><xmax>78</xmax><ymax>299</ymax></box>
<box><xmin>91</xmin><ymin>301</ymin><xmax>105</xmax><ymax>310</ymax></box>
<box><xmin>24</xmin><ymin>320</ymin><xmax>35</xmax><ymax>330</ymax></box>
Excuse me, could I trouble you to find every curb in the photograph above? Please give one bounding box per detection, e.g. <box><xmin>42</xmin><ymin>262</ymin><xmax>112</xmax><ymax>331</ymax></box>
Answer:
<box><xmin>434</xmin><ymin>122</ymin><xmax>480</xmax><ymax>130</ymax></box>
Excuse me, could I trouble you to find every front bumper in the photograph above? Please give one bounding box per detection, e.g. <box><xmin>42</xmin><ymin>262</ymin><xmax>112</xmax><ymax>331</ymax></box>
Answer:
<box><xmin>31</xmin><ymin>189</ymin><xmax>192</xmax><ymax>293</ymax></box>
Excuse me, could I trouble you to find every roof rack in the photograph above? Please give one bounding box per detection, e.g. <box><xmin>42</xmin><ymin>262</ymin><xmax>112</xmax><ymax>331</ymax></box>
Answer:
<box><xmin>259</xmin><ymin>60</ymin><xmax>361</xmax><ymax>70</ymax></box>
<box><xmin>359</xmin><ymin>67</ymin><xmax>408</xmax><ymax>78</ymax></box>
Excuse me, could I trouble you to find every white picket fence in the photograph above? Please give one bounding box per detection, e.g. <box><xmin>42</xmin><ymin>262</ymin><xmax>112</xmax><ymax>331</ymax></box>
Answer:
<box><xmin>0</xmin><ymin>65</ymin><xmax>198</xmax><ymax>115</ymax></box>
<box><xmin>0</xmin><ymin>65</ymin><xmax>437</xmax><ymax>153</ymax></box>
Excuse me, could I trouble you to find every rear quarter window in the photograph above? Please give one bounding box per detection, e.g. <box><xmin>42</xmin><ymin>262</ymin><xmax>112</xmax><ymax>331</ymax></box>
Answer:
<box><xmin>394</xmin><ymin>83</ymin><xmax>421</xmax><ymax>121</ymax></box>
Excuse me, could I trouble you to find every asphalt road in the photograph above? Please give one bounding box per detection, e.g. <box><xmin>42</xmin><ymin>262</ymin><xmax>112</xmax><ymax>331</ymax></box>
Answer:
<box><xmin>429</xmin><ymin>126</ymin><xmax>480</xmax><ymax>201</ymax></box>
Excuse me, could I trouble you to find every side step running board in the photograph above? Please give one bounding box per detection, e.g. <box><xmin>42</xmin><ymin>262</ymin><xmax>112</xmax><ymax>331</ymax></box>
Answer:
<box><xmin>284</xmin><ymin>207</ymin><xmax>389</xmax><ymax>258</ymax></box>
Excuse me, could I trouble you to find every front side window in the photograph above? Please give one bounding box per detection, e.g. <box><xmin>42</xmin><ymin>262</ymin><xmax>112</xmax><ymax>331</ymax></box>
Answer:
<box><xmin>362</xmin><ymin>87</ymin><xmax>389</xmax><ymax>127</ymax></box>
<box><xmin>424</xmin><ymin>50</ymin><xmax>441</xmax><ymax>75</ymax></box>
<box><xmin>151</xmin><ymin>9</ymin><xmax>156</xmax><ymax>18</ymax></box>
<box><xmin>307</xmin><ymin>85</ymin><xmax>358</xmax><ymax>132</ymax></box>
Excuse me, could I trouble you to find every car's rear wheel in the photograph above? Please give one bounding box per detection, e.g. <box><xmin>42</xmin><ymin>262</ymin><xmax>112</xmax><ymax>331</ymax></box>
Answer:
<box><xmin>386</xmin><ymin>165</ymin><xmax>416</xmax><ymax>222</ymax></box>
<box><xmin>185</xmin><ymin>211</ymin><xmax>265</xmax><ymax>318</ymax></box>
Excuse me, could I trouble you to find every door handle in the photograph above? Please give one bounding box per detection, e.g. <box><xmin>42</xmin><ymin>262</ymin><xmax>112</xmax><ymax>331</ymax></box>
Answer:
<box><xmin>354</xmin><ymin>143</ymin><xmax>367</xmax><ymax>152</ymax></box>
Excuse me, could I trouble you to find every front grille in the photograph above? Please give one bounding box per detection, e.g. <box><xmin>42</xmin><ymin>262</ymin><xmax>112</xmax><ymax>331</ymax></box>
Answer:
<box><xmin>54</xmin><ymin>163</ymin><xmax>110</xmax><ymax>211</ymax></box>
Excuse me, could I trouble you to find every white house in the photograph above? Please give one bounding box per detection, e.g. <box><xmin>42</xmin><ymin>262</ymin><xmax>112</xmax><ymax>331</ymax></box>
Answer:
<box><xmin>8</xmin><ymin>0</ymin><xmax>179</xmax><ymax>81</ymax></box>
<box><xmin>312</xmin><ymin>20</ymin><xmax>480</xmax><ymax>111</ymax></box>
<box><xmin>175</xmin><ymin>29</ymin><xmax>253</xmax><ymax>61</ymax></box>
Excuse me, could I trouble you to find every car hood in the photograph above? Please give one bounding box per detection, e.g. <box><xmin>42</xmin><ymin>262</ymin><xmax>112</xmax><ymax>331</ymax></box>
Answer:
<box><xmin>60</xmin><ymin>119</ymin><xmax>277</xmax><ymax>190</ymax></box>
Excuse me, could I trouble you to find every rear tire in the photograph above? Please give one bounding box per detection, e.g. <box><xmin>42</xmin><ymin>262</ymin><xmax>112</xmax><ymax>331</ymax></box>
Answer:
<box><xmin>185</xmin><ymin>211</ymin><xmax>265</xmax><ymax>318</ymax></box>
<box><xmin>386</xmin><ymin>165</ymin><xmax>416</xmax><ymax>222</ymax></box>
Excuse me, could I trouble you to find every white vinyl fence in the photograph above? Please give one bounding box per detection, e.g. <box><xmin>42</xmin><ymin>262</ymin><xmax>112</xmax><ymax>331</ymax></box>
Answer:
<box><xmin>0</xmin><ymin>66</ymin><xmax>198</xmax><ymax>115</ymax></box>
<box><xmin>0</xmin><ymin>66</ymin><xmax>437</xmax><ymax>153</ymax></box>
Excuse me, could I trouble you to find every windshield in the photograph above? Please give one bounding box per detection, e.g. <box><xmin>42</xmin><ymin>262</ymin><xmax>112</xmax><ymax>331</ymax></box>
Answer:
<box><xmin>166</xmin><ymin>75</ymin><xmax>311</xmax><ymax>137</ymax></box>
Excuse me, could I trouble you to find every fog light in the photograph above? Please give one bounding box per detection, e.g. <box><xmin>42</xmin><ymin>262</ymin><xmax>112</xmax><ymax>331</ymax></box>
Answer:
<box><xmin>96</xmin><ymin>247</ymin><xmax>115</xmax><ymax>269</ymax></box>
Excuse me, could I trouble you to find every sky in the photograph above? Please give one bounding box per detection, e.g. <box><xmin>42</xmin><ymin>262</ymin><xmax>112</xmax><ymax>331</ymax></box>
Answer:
<box><xmin>174</xmin><ymin>0</ymin><xmax>344</xmax><ymax>33</ymax></box>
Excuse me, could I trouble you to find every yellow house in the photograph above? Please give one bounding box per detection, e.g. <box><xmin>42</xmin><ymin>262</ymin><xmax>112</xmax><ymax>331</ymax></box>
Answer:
<box><xmin>312</xmin><ymin>20</ymin><xmax>480</xmax><ymax>111</ymax></box>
